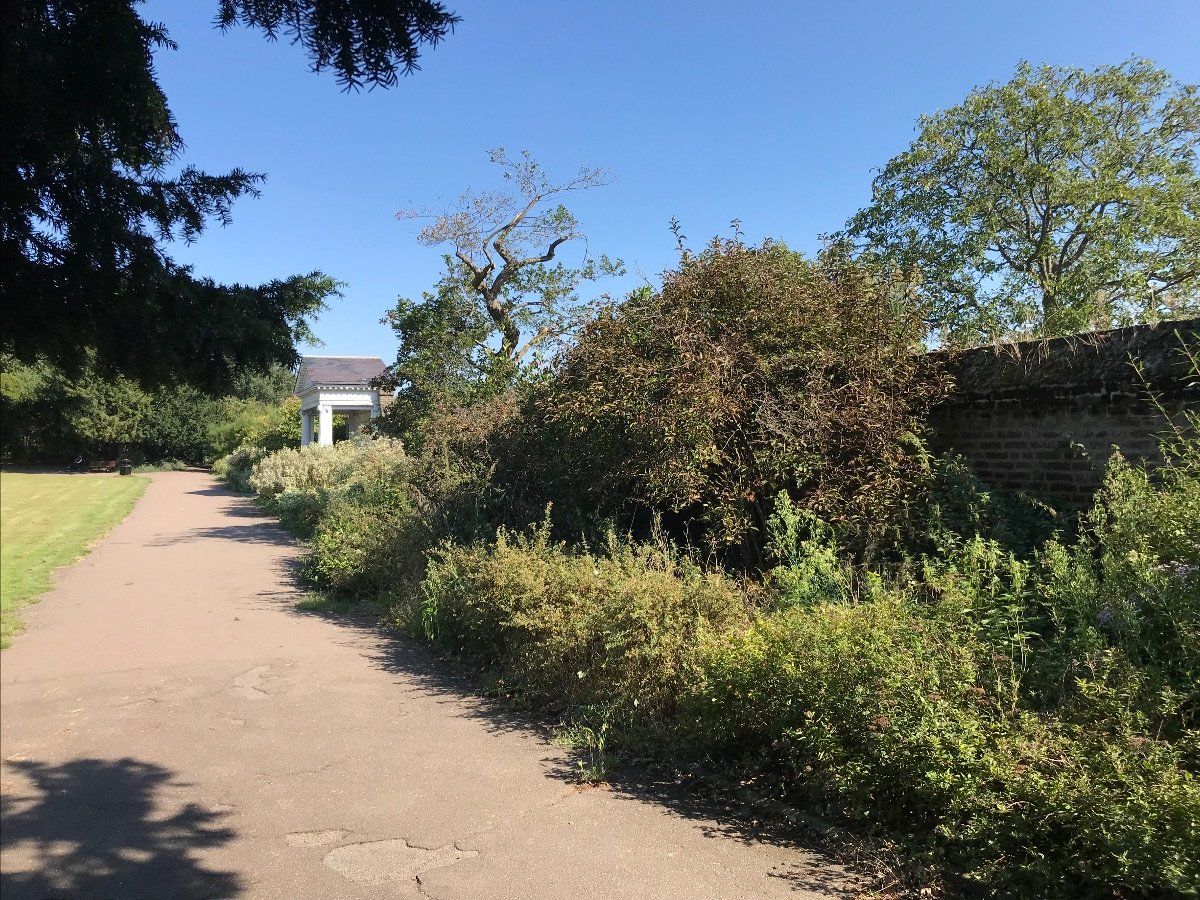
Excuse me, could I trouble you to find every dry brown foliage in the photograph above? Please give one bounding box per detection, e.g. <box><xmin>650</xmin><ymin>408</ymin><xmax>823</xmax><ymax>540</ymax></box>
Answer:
<box><xmin>533</xmin><ymin>238</ymin><xmax>950</xmax><ymax>560</ymax></box>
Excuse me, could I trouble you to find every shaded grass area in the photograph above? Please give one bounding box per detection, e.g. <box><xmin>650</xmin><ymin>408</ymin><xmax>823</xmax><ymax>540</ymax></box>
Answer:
<box><xmin>295</xmin><ymin>591</ymin><xmax>382</xmax><ymax>616</ymax></box>
<box><xmin>1</xmin><ymin>472</ymin><xmax>147</xmax><ymax>646</ymax></box>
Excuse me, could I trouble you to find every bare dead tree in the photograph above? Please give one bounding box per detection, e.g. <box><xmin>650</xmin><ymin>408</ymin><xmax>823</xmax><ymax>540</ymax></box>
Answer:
<box><xmin>399</xmin><ymin>149</ymin><xmax>620</xmax><ymax>363</ymax></box>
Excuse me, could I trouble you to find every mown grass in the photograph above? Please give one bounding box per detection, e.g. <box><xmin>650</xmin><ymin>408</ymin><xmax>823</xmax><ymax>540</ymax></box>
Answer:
<box><xmin>0</xmin><ymin>471</ymin><xmax>147</xmax><ymax>647</ymax></box>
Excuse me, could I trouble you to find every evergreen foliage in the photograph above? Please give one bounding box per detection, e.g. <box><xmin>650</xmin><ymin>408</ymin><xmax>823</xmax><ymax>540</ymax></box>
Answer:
<box><xmin>217</xmin><ymin>0</ymin><xmax>459</xmax><ymax>89</ymax></box>
<box><xmin>0</xmin><ymin>356</ymin><xmax>299</xmax><ymax>464</ymax></box>
<box><xmin>1</xmin><ymin>0</ymin><xmax>456</xmax><ymax>388</ymax></box>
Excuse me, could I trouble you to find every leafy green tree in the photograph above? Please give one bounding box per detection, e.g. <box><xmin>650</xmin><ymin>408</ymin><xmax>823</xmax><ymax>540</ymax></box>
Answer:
<box><xmin>229</xmin><ymin>364</ymin><xmax>300</xmax><ymax>405</ymax></box>
<box><xmin>0</xmin><ymin>354</ymin><xmax>301</xmax><ymax>462</ymax></box>
<box><xmin>140</xmin><ymin>384</ymin><xmax>221</xmax><ymax>462</ymax></box>
<box><xmin>379</xmin><ymin>269</ymin><xmax>510</xmax><ymax>438</ymax></box>
<box><xmin>52</xmin><ymin>370</ymin><xmax>152</xmax><ymax>455</ymax></box>
<box><xmin>209</xmin><ymin>396</ymin><xmax>302</xmax><ymax>458</ymax></box>
<box><xmin>842</xmin><ymin>59</ymin><xmax>1200</xmax><ymax>344</ymax></box>
<box><xmin>0</xmin><ymin>357</ymin><xmax>56</xmax><ymax>460</ymax></box>
<box><xmin>1</xmin><ymin>0</ymin><xmax>457</xmax><ymax>388</ymax></box>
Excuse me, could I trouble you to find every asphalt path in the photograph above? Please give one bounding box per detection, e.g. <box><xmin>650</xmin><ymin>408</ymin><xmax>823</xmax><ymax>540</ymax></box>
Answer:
<box><xmin>1</xmin><ymin>471</ymin><xmax>855</xmax><ymax>899</ymax></box>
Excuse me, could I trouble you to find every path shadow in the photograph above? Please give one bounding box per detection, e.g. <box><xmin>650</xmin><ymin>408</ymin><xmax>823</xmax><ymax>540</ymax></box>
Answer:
<box><xmin>216</xmin><ymin>502</ymin><xmax>274</xmax><ymax>519</ymax></box>
<box><xmin>0</xmin><ymin>757</ymin><xmax>242</xmax><ymax>899</ymax></box>
<box><xmin>187</xmin><ymin>485</ymin><xmax>269</xmax><ymax>519</ymax></box>
<box><xmin>186</xmin><ymin>486</ymin><xmax>232</xmax><ymax>498</ymax></box>
<box><xmin>148</xmin><ymin>523</ymin><xmax>296</xmax><ymax>548</ymax></box>
<box><xmin>281</xmin><ymin>600</ymin><xmax>867</xmax><ymax>896</ymax></box>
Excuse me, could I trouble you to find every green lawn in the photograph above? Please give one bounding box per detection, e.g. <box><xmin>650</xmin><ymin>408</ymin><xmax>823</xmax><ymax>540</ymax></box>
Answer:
<box><xmin>1</xmin><ymin>471</ymin><xmax>147</xmax><ymax>647</ymax></box>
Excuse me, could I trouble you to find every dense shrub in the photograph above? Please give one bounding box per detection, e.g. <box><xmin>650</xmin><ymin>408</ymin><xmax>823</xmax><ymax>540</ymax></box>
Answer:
<box><xmin>916</xmin><ymin>452</ymin><xmax>1060</xmax><ymax>557</ymax></box>
<box><xmin>207</xmin><ymin>395</ymin><xmax>302</xmax><ymax>459</ymax></box>
<box><xmin>529</xmin><ymin>240</ymin><xmax>948</xmax><ymax>560</ymax></box>
<box><xmin>307</xmin><ymin>444</ymin><xmax>445</xmax><ymax>597</ymax></box>
<box><xmin>690</xmin><ymin>587</ymin><xmax>1198</xmax><ymax>896</ymax></box>
<box><xmin>138</xmin><ymin>384</ymin><xmax>219</xmax><ymax>463</ymax></box>
<box><xmin>1</xmin><ymin>355</ymin><xmax>299</xmax><ymax>464</ymax></box>
<box><xmin>246</xmin><ymin>437</ymin><xmax>407</xmax><ymax>536</ymax></box>
<box><xmin>211</xmin><ymin>445</ymin><xmax>266</xmax><ymax>492</ymax></box>
<box><xmin>309</xmin><ymin>492</ymin><xmax>426</xmax><ymax>596</ymax></box>
<box><xmin>409</xmin><ymin>444</ymin><xmax>1199</xmax><ymax>897</ymax></box>
<box><xmin>0</xmin><ymin>357</ymin><xmax>153</xmax><ymax>461</ymax></box>
<box><xmin>420</xmin><ymin>527</ymin><xmax>751</xmax><ymax>736</ymax></box>
<box><xmin>248</xmin><ymin>442</ymin><xmax>353</xmax><ymax>505</ymax></box>
<box><xmin>688</xmin><ymin>591</ymin><xmax>991</xmax><ymax>822</ymax></box>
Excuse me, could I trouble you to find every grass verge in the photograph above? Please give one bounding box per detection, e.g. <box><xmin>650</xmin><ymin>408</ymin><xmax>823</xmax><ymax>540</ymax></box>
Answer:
<box><xmin>1</xmin><ymin>471</ymin><xmax>147</xmax><ymax>647</ymax></box>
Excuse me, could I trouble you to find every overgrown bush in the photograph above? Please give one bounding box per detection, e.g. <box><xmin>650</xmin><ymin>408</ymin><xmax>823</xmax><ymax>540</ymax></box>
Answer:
<box><xmin>419</xmin><ymin>526</ymin><xmax>751</xmax><ymax>737</ymax></box>
<box><xmin>687</xmin><ymin>588</ymin><xmax>992</xmax><ymax>823</ymax></box>
<box><xmin>308</xmin><ymin>493</ymin><xmax>426</xmax><ymax>597</ymax></box>
<box><xmin>690</xmin><ymin>576</ymin><xmax>1198</xmax><ymax>896</ymax></box>
<box><xmin>916</xmin><ymin>452</ymin><xmax>1060</xmax><ymax>557</ymax></box>
<box><xmin>305</xmin><ymin>401</ymin><xmax>539</xmax><ymax>597</ymax></box>
<box><xmin>211</xmin><ymin>445</ymin><xmax>266</xmax><ymax>492</ymax></box>
<box><xmin>529</xmin><ymin>240</ymin><xmax>948</xmax><ymax>561</ymax></box>
<box><xmin>307</xmin><ymin>445</ymin><xmax>442</xmax><ymax>597</ymax></box>
<box><xmin>246</xmin><ymin>437</ymin><xmax>407</xmax><ymax>536</ymax></box>
<box><xmin>408</xmin><ymin>443</ymin><xmax>1199</xmax><ymax>897</ymax></box>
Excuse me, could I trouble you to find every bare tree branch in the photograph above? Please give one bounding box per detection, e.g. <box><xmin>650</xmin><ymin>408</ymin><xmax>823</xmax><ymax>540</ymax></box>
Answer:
<box><xmin>398</xmin><ymin>150</ymin><xmax>620</xmax><ymax>365</ymax></box>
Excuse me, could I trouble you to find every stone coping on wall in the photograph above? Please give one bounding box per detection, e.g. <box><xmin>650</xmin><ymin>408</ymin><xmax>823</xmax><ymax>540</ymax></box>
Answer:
<box><xmin>933</xmin><ymin>318</ymin><xmax>1199</xmax><ymax>404</ymax></box>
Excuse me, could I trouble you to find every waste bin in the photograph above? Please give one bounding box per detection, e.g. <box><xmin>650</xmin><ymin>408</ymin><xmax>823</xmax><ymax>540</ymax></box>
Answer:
<box><xmin>118</xmin><ymin>458</ymin><xmax>133</xmax><ymax>476</ymax></box>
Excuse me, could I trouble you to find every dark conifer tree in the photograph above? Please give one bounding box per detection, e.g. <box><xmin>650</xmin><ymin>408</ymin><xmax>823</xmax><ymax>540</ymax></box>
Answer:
<box><xmin>0</xmin><ymin>1</ymin><xmax>458</xmax><ymax>389</ymax></box>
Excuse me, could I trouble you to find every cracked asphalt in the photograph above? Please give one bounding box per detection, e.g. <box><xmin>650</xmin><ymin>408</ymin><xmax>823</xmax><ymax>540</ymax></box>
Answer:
<box><xmin>1</xmin><ymin>472</ymin><xmax>857</xmax><ymax>898</ymax></box>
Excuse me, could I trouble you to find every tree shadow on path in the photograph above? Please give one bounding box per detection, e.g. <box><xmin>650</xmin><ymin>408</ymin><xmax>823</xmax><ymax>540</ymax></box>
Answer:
<box><xmin>1</xmin><ymin>757</ymin><xmax>242</xmax><ymax>900</ymax></box>
<box><xmin>147</xmin><ymin>522</ymin><xmax>297</xmax><ymax>547</ymax></box>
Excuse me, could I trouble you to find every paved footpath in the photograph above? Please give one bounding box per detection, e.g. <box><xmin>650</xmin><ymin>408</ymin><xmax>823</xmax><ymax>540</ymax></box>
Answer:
<box><xmin>2</xmin><ymin>472</ymin><xmax>856</xmax><ymax>899</ymax></box>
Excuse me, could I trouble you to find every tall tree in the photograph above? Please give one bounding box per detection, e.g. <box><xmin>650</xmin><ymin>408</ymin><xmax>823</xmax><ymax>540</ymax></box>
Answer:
<box><xmin>398</xmin><ymin>149</ymin><xmax>622</xmax><ymax>367</ymax></box>
<box><xmin>380</xmin><ymin>269</ymin><xmax>505</xmax><ymax>437</ymax></box>
<box><xmin>841</xmin><ymin>59</ymin><xmax>1200</xmax><ymax>345</ymax></box>
<box><xmin>217</xmin><ymin>0</ymin><xmax>459</xmax><ymax>88</ymax></box>
<box><xmin>0</xmin><ymin>0</ymin><xmax>458</xmax><ymax>389</ymax></box>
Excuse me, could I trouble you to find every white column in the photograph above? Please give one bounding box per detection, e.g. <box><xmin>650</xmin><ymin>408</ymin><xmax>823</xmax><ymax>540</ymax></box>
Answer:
<box><xmin>301</xmin><ymin>409</ymin><xmax>313</xmax><ymax>446</ymax></box>
<box><xmin>317</xmin><ymin>403</ymin><xmax>334</xmax><ymax>446</ymax></box>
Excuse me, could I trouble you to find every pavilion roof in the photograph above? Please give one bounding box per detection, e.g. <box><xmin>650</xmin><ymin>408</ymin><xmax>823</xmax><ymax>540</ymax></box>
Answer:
<box><xmin>295</xmin><ymin>356</ymin><xmax>388</xmax><ymax>393</ymax></box>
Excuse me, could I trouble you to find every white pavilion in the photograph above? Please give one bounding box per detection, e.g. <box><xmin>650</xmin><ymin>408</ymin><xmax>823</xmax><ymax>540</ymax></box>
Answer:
<box><xmin>294</xmin><ymin>356</ymin><xmax>388</xmax><ymax>446</ymax></box>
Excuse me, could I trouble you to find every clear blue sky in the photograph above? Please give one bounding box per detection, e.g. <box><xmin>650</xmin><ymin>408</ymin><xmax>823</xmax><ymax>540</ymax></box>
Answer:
<box><xmin>145</xmin><ymin>0</ymin><xmax>1200</xmax><ymax>361</ymax></box>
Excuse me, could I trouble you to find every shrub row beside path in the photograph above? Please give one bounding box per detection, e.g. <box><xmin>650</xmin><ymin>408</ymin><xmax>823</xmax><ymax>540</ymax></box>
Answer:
<box><xmin>0</xmin><ymin>471</ymin><xmax>857</xmax><ymax>899</ymax></box>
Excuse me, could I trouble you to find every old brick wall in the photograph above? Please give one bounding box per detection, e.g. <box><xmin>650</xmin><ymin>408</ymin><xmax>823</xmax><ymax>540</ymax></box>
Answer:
<box><xmin>927</xmin><ymin>320</ymin><xmax>1199</xmax><ymax>506</ymax></box>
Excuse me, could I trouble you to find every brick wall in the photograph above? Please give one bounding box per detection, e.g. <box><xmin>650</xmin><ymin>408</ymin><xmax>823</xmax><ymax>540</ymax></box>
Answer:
<box><xmin>927</xmin><ymin>320</ymin><xmax>1199</xmax><ymax>506</ymax></box>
